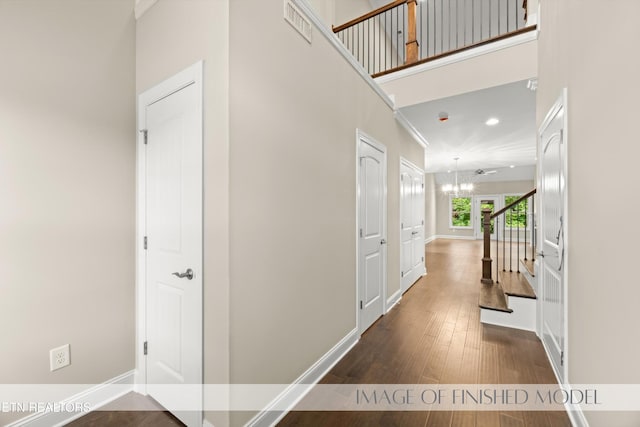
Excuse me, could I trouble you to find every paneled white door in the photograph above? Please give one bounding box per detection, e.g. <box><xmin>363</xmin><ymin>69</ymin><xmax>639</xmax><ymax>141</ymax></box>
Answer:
<box><xmin>538</xmin><ymin>94</ymin><xmax>567</xmax><ymax>382</ymax></box>
<box><xmin>400</xmin><ymin>160</ymin><xmax>425</xmax><ymax>293</ymax></box>
<box><xmin>142</xmin><ymin>64</ymin><xmax>202</xmax><ymax>426</ymax></box>
<box><xmin>358</xmin><ymin>134</ymin><xmax>386</xmax><ymax>334</ymax></box>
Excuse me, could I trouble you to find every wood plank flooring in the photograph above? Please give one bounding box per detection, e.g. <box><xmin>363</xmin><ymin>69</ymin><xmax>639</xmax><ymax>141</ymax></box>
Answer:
<box><xmin>278</xmin><ymin>239</ymin><xmax>571</xmax><ymax>427</ymax></box>
<box><xmin>66</xmin><ymin>239</ymin><xmax>569</xmax><ymax>427</ymax></box>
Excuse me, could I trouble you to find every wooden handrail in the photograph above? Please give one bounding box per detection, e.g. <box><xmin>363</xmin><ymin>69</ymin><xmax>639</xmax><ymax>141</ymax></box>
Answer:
<box><xmin>332</xmin><ymin>0</ymin><xmax>406</xmax><ymax>33</ymax></box>
<box><xmin>491</xmin><ymin>188</ymin><xmax>536</xmax><ymax>219</ymax></box>
<box><xmin>372</xmin><ymin>25</ymin><xmax>537</xmax><ymax>78</ymax></box>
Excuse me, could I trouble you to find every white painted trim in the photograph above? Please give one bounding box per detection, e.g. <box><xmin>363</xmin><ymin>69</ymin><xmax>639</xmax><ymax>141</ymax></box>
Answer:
<box><xmin>5</xmin><ymin>371</ymin><xmax>135</xmax><ymax>427</ymax></box>
<box><xmin>136</xmin><ymin>61</ymin><xmax>205</xmax><ymax>418</ymax></box>
<box><xmin>564</xmin><ymin>385</ymin><xmax>590</xmax><ymax>427</ymax></box>
<box><xmin>291</xmin><ymin>0</ymin><xmax>394</xmax><ymax>110</ymax></box>
<box><xmin>356</xmin><ymin>130</ymin><xmax>388</xmax><ymax>336</ymax></box>
<box><xmin>374</xmin><ymin>29</ymin><xmax>538</xmax><ymax>84</ymax></box>
<box><xmin>134</xmin><ymin>0</ymin><xmax>158</xmax><ymax>20</ymax></box>
<box><xmin>424</xmin><ymin>235</ymin><xmax>436</xmax><ymax>245</ymax></box>
<box><xmin>480</xmin><ymin>297</ymin><xmax>536</xmax><ymax>332</ymax></box>
<box><xmin>386</xmin><ymin>289</ymin><xmax>402</xmax><ymax>313</ymax></box>
<box><xmin>395</xmin><ymin>111</ymin><xmax>429</xmax><ymax>148</ymax></box>
<box><xmin>434</xmin><ymin>234</ymin><xmax>475</xmax><ymax>240</ymax></box>
<box><xmin>244</xmin><ymin>328</ymin><xmax>359</xmax><ymax>427</ymax></box>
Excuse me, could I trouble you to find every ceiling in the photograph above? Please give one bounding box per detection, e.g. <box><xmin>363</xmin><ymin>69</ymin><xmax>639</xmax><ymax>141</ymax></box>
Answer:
<box><xmin>399</xmin><ymin>79</ymin><xmax>537</xmax><ymax>175</ymax></box>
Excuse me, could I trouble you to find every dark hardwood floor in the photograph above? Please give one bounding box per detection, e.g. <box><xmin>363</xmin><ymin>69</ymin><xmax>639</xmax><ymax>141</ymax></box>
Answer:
<box><xmin>67</xmin><ymin>239</ymin><xmax>569</xmax><ymax>427</ymax></box>
<box><xmin>278</xmin><ymin>239</ymin><xmax>571</xmax><ymax>427</ymax></box>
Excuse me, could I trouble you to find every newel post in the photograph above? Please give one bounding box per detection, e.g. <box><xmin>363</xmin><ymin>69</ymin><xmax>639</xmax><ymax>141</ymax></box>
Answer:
<box><xmin>481</xmin><ymin>208</ymin><xmax>494</xmax><ymax>284</ymax></box>
<box><xmin>405</xmin><ymin>0</ymin><xmax>419</xmax><ymax>64</ymax></box>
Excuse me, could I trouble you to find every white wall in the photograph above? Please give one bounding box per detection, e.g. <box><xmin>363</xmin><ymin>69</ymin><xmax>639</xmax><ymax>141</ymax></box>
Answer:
<box><xmin>424</xmin><ymin>173</ymin><xmax>437</xmax><ymax>241</ymax></box>
<box><xmin>537</xmin><ymin>1</ymin><xmax>640</xmax><ymax>425</ymax></box>
<box><xmin>0</xmin><ymin>0</ymin><xmax>135</xmax><ymax>424</ymax></box>
<box><xmin>135</xmin><ymin>1</ymin><xmax>230</xmax><ymax>426</ymax></box>
<box><xmin>228</xmin><ymin>1</ymin><xmax>423</xmax><ymax>425</ymax></box>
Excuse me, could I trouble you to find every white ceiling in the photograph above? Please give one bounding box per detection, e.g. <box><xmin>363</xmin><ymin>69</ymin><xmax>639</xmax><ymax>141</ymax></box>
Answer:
<box><xmin>399</xmin><ymin>79</ymin><xmax>537</xmax><ymax>174</ymax></box>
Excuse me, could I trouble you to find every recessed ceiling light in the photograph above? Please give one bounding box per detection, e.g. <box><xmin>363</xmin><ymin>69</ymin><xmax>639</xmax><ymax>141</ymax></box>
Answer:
<box><xmin>510</xmin><ymin>165</ymin><xmax>515</xmax><ymax>168</ymax></box>
<box><xmin>485</xmin><ymin>118</ymin><xmax>499</xmax><ymax>126</ymax></box>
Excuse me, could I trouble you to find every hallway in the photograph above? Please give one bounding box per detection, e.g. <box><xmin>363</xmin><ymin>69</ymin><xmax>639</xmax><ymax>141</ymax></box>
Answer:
<box><xmin>279</xmin><ymin>239</ymin><xmax>571</xmax><ymax>426</ymax></box>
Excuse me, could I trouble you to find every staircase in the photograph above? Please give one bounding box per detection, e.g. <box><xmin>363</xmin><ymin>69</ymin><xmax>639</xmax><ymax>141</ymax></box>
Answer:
<box><xmin>479</xmin><ymin>189</ymin><xmax>537</xmax><ymax>331</ymax></box>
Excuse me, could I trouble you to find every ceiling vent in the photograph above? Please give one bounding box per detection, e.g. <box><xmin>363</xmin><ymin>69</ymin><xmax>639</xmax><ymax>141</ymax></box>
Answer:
<box><xmin>284</xmin><ymin>0</ymin><xmax>312</xmax><ymax>44</ymax></box>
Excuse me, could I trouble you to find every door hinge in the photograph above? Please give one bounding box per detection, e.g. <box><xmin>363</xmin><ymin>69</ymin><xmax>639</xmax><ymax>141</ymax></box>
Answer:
<box><xmin>421</xmin><ymin>219</ymin><xmax>424</xmax><ymax>225</ymax></box>
<box><xmin>560</xmin><ymin>351</ymin><xmax>564</xmax><ymax>366</ymax></box>
<box><xmin>422</xmin><ymin>183</ymin><xmax>424</xmax><ymax>189</ymax></box>
<box><xmin>143</xmin><ymin>341</ymin><xmax>148</xmax><ymax>355</ymax></box>
<box><xmin>401</xmin><ymin>271</ymin><xmax>404</xmax><ymax>277</ymax></box>
<box><xmin>401</xmin><ymin>175</ymin><xmax>403</xmax><ymax>181</ymax></box>
<box><xmin>360</xmin><ymin>301</ymin><xmax>363</xmax><ymax>309</ymax></box>
<box><xmin>401</xmin><ymin>222</ymin><xmax>404</xmax><ymax>229</ymax></box>
<box><xmin>422</xmin><ymin>256</ymin><xmax>424</xmax><ymax>262</ymax></box>
<box><xmin>140</xmin><ymin>129</ymin><xmax>148</xmax><ymax>145</ymax></box>
<box><xmin>359</xmin><ymin>228</ymin><xmax>363</xmax><ymax>238</ymax></box>
<box><xmin>144</xmin><ymin>236</ymin><xmax>148</xmax><ymax>250</ymax></box>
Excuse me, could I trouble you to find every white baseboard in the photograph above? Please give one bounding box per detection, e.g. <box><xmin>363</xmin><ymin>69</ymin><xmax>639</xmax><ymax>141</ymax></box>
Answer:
<box><xmin>203</xmin><ymin>419</ymin><xmax>216</xmax><ymax>427</ymax></box>
<box><xmin>6</xmin><ymin>370</ymin><xmax>135</xmax><ymax>427</ymax></box>
<box><xmin>386</xmin><ymin>289</ymin><xmax>402</xmax><ymax>313</ymax></box>
<box><xmin>424</xmin><ymin>235</ymin><xmax>436</xmax><ymax>245</ymax></box>
<box><xmin>244</xmin><ymin>328</ymin><xmax>359</xmax><ymax>427</ymax></box>
<box><xmin>564</xmin><ymin>386</ymin><xmax>590</xmax><ymax>427</ymax></box>
<box><xmin>435</xmin><ymin>234</ymin><xmax>476</xmax><ymax>240</ymax></box>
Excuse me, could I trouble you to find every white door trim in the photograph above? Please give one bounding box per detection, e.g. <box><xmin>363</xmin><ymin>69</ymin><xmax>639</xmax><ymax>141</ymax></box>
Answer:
<box><xmin>473</xmin><ymin>195</ymin><xmax>502</xmax><ymax>240</ymax></box>
<box><xmin>537</xmin><ymin>88</ymin><xmax>569</xmax><ymax>385</ymax></box>
<box><xmin>355</xmin><ymin>129</ymin><xmax>387</xmax><ymax>335</ymax></box>
<box><xmin>135</xmin><ymin>61</ymin><xmax>204</xmax><ymax>399</ymax></box>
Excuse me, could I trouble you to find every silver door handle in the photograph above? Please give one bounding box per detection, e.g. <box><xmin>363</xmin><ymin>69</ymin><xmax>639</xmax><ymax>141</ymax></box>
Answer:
<box><xmin>381</xmin><ymin>239</ymin><xmax>387</xmax><ymax>245</ymax></box>
<box><xmin>411</xmin><ymin>231</ymin><xmax>418</xmax><ymax>235</ymax></box>
<box><xmin>537</xmin><ymin>251</ymin><xmax>544</xmax><ymax>258</ymax></box>
<box><xmin>172</xmin><ymin>268</ymin><xmax>194</xmax><ymax>280</ymax></box>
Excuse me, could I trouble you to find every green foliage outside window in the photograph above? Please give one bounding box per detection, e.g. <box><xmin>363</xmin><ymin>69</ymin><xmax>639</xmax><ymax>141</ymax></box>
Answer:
<box><xmin>504</xmin><ymin>195</ymin><xmax>528</xmax><ymax>228</ymax></box>
<box><xmin>451</xmin><ymin>197</ymin><xmax>471</xmax><ymax>227</ymax></box>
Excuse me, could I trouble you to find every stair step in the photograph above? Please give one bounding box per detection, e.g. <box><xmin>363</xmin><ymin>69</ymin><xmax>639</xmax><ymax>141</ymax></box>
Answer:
<box><xmin>479</xmin><ymin>282</ymin><xmax>513</xmax><ymax>313</ymax></box>
<box><xmin>499</xmin><ymin>270</ymin><xmax>536</xmax><ymax>299</ymax></box>
<box><xmin>520</xmin><ymin>258</ymin><xmax>535</xmax><ymax>276</ymax></box>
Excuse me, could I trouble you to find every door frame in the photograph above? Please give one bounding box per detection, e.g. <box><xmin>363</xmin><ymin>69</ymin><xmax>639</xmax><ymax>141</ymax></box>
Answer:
<box><xmin>473</xmin><ymin>195</ymin><xmax>502</xmax><ymax>240</ymax></box>
<box><xmin>537</xmin><ymin>88</ymin><xmax>569</xmax><ymax>384</ymax></box>
<box><xmin>135</xmin><ymin>61</ymin><xmax>204</xmax><ymax>400</ymax></box>
<box><xmin>399</xmin><ymin>157</ymin><xmax>426</xmax><ymax>293</ymax></box>
<box><xmin>355</xmin><ymin>129</ymin><xmax>387</xmax><ymax>335</ymax></box>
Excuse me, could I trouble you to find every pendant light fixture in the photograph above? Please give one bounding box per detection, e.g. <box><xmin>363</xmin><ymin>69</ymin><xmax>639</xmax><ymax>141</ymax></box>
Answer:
<box><xmin>442</xmin><ymin>157</ymin><xmax>473</xmax><ymax>194</ymax></box>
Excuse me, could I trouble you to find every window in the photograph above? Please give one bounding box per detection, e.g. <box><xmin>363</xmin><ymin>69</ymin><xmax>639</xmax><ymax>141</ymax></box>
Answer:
<box><xmin>504</xmin><ymin>195</ymin><xmax>529</xmax><ymax>228</ymax></box>
<box><xmin>450</xmin><ymin>196</ymin><xmax>472</xmax><ymax>228</ymax></box>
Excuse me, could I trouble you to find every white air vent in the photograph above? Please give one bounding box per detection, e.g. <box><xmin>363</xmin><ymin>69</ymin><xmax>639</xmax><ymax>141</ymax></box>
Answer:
<box><xmin>284</xmin><ymin>0</ymin><xmax>312</xmax><ymax>43</ymax></box>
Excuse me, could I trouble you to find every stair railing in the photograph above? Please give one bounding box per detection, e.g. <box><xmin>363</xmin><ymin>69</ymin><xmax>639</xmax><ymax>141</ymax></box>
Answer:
<box><xmin>332</xmin><ymin>0</ymin><xmax>530</xmax><ymax>77</ymax></box>
<box><xmin>481</xmin><ymin>188</ymin><xmax>536</xmax><ymax>284</ymax></box>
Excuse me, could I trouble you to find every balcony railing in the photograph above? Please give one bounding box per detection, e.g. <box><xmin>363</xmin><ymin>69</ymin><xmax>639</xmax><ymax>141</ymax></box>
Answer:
<box><xmin>333</xmin><ymin>0</ymin><xmax>532</xmax><ymax>78</ymax></box>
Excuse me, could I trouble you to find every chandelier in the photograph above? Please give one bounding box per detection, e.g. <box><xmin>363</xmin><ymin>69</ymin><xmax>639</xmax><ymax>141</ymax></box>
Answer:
<box><xmin>442</xmin><ymin>157</ymin><xmax>473</xmax><ymax>194</ymax></box>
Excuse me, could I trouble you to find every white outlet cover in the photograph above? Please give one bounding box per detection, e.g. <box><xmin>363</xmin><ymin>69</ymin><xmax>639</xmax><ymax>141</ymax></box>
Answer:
<box><xmin>50</xmin><ymin>344</ymin><xmax>71</xmax><ymax>371</ymax></box>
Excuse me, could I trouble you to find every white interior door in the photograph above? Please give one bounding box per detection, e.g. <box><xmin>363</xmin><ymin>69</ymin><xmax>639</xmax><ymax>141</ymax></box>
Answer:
<box><xmin>475</xmin><ymin>196</ymin><xmax>500</xmax><ymax>240</ymax></box>
<box><xmin>358</xmin><ymin>134</ymin><xmax>386</xmax><ymax>334</ymax></box>
<box><xmin>142</xmin><ymin>64</ymin><xmax>203</xmax><ymax>426</ymax></box>
<box><xmin>400</xmin><ymin>160</ymin><xmax>425</xmax><ymax>293</ymax></box>
<box><xmin>538</xmin><ymin>95</ymin><xmax>567</xmax><ymax>382</ymax></box>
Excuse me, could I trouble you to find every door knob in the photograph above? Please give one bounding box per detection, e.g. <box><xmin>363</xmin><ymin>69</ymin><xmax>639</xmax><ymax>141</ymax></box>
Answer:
<box><xmin>172</xmin><ymin>268</ymin><xmax>194</xmax><ymax>280</ymax></box>
<box><xmin>411</xmin><ymin>231</ymin><xmax>418</xmax><ymax>235</ymax></box>
<box><xmin>380</xmin><ymin>239</ymin><xmax>387</xmax><ymax>245</ymax></box>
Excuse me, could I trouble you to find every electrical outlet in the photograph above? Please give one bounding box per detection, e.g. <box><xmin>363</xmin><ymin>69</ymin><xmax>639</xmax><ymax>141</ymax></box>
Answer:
<box><xmin>49</xmin><ymin>344</ymin><xmax>70</xmax><ymax>371</ymax></box>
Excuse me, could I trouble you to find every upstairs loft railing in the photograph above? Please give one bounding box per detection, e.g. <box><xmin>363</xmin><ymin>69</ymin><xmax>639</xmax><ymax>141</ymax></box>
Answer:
<box><xmin>481</xmin><ymin>188</ymin><xmax>536</xmax><ymax>285</ymax></box>
<box><xmin>333</xmin><ymin>0</ymin><xmax>533</xmax><ymax>78</ymax></box>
